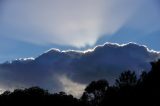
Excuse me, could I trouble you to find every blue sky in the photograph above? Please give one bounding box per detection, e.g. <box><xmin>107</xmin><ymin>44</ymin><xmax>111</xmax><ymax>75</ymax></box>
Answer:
<box><xmin>0</xmin><ymin>0</ymin><xmax>160</xmax><ymax>62</ymax></box>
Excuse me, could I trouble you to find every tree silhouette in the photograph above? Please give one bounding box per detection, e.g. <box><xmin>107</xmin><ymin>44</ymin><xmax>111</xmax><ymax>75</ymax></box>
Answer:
<box><xmin>24</xmin><ymin>86</ymin><xmax>49</xmax><ymax>96</ymax></box>
<box><xmin>139</xmin><ymin>60</ymin><xmax>160</xmax><ymax>105</ymax></box>
<box><xmin>139</xmin><ymin>71</ymin><xmax>148</xmax><ymax>82</ymax></box>
<box><xmin>1</xmin><ymin>60</ymin><xmax>160</xmax><ymax>106</ymax></box>
<box><xmin>0</xmin><ymin>86</ymin><xmax>80</xmax><ymax>106</ymax></box>
<box><xmin>81</xmin><ymin>79</ymin><xmax>109</xmax><ymax>106</ymax></box>
<box><xmin>115</xmin><ymin>70</ymin><xmax>137</xmax><ymax>88</ymax></box>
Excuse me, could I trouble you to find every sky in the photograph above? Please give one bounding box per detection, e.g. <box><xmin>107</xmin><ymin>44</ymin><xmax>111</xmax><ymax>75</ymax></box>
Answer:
<box><xmin>0</xmin><ymin>0</ymin><xmax>160</xmax><ymax>97</ymax></box>
<box><xmin>0</xmin><ymin>0</ymin><xmax>160</xmax><ymax>62</ymax></box>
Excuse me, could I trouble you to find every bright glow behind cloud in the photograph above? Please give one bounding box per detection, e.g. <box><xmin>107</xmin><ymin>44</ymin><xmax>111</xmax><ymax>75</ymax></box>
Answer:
<box><xmin>0</xmin><ymin>0</ymin><xmax>145</xmax><ymax>47</ymax></box>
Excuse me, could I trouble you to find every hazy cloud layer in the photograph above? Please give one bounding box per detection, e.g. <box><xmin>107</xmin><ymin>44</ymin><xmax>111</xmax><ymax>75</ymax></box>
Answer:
<box><xmin>0</xmin><ymin>43</ymin><xmax>160</xmax><ymax>97</ymax></box>
<box><xmin>1</xmin><ymin>0</ymin><xmax>158</xmax><ymax>47</ymax></box>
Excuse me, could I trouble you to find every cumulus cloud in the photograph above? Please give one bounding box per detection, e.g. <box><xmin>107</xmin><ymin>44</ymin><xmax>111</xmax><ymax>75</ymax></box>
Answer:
<box><xmin>0</xmin><ymin>42</ymin><xmax>160</xmax><ymax>97</ymax></box>
<box><xmin>58</xmin><ymin>75</ymin><xmax>86</xmax><ymax>98</ymax></box>
<box><xmin>0</xmin><ymin>0</ymin><xmax>148</xmax><ymax>47</ymax></box>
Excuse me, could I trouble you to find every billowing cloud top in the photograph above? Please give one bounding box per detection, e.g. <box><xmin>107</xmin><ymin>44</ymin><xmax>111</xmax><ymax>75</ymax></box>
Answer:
<box><xmin>0</xmin><ymin>43</ymin><xmax>160</xmax><ymax>97</ymax></box>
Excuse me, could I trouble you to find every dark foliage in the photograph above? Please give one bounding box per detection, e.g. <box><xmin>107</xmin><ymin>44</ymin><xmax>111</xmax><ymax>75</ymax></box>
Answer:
<box><xmin>0</xmin><ymin>87</ymin><xmax>80</xmax><ymax>106</ymax></box>
<box><xmin>81</xmin><ymin>80</ymin><xmax>109</xmax><ymax>106</ymax></box>
<box><xmin>0</xmin><ymin>60</ymin><xmax>160</xmax><ymax>106</ymax></box>
<box><xmin>99</xmin><ymin>60</ymin><xmax>160</xmax><ymax>106</ymax></box>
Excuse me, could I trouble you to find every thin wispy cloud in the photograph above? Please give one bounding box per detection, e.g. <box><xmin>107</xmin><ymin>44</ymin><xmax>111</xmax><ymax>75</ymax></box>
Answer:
<box><xmin>0</xmin><ymin>0</ymin><xmax>153</xmax><ymax>48</ymax></box>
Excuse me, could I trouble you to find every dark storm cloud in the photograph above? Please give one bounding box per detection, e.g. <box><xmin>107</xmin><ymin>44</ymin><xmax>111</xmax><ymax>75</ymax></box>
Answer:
<box><xmin>0</xmin><ymin>43</ymin><xmax>160</xmax><ymax>96</ymax></box>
